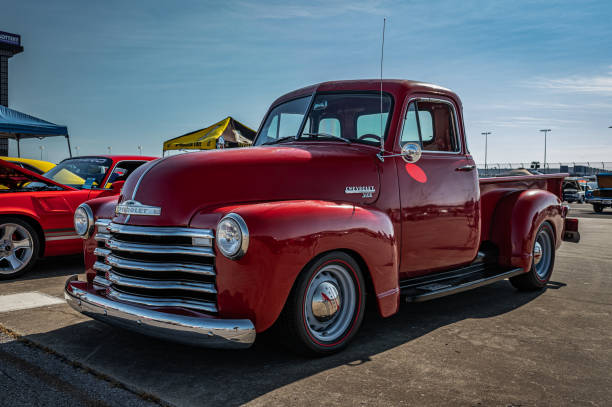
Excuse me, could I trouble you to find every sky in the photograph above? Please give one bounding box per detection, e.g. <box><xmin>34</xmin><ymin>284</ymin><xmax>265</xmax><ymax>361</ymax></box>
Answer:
<box><xmin>1</xmin><ymin>0</ymin><xmax>611</xmax><ymax>165</ymax></box>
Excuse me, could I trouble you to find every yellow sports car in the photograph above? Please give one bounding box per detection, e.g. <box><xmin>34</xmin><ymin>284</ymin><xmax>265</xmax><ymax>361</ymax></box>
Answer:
<box><xmin>0</xmin><ymin>156</ymin><xmax>55</xmax><ymax>175</ymax></box>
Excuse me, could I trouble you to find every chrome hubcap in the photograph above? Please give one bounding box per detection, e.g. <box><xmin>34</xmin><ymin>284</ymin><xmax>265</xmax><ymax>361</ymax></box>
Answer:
<box><xmin>534</xmin><ymin>229</ymin><xmax>552</xmax><ymax>279</ymax></box>
<box><xmin>311</xmin><ymin>281</ymin><xmax>341</xmax><ymax>321</ymax></box>
<box><xmin>304</xmin><ymin>263</ymin><xmax>357</xmax><ymax>342</ymax></box>
<box><xmin>533</xmin><ymin>242</ymin><xmax>543</xmax><ymax>265</ymax></box>
<box><xmin>0</xmin><ymin>223</ymin><xmax>33</xmax><ymax>275</ymax></box>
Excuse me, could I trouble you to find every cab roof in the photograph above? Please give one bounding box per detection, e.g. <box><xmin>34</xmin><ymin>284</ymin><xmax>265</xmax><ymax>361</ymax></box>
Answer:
<box><xmin>271</xmin><ymin>79</ymin><xmax>461</xmax><ymax>109</ymax></box>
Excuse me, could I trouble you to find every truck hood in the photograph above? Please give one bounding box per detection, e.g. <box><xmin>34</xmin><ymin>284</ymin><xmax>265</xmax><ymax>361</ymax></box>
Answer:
<box><xmin>117</xmin><ymin>144</ymin><xmax>381</xmax><ymax>226</ymax></box>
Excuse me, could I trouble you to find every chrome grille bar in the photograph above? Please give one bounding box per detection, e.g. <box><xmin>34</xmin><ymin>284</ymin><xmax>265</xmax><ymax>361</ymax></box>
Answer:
<box><xmin>106</xmin><ymin>270</ymin><xmax>217</xmax><ymax>294</ymax></box>
<box><xmin>96</xmin><ymin>222</ymin><xmax>218</xmax><ymax>314</ymax></box>
<box><xmin>108</xmin><ymin>223</ymin><xmax>213</xmax><ymax>241</ymax></box>
<box><xmin>95</xmin><ymin>219</ymin><xmax>111</xmax><ymax>230</ymax></box>
<box><xmin>94</xmin><ymin>233</ymin><xmax>111</xmax><ymax>242</ymax></box>
<box><xmin>94</xmin><ymin>247</ymin><xmax>111</xmax><ymax>257</ymax></box>
<box><xmin>107</xmin><ymin>287</ymin><xmax>218</xmax><ymax>313</ymax></box>
<box><xmin>106</xmin><ymin>238</ymin><xmax>215</xmax><ymax>257</ymax></box>
<box><xmin>93</xmin><ymin>276</ymin><xmax>111</xmax><ymax>287</ymax></box>
<box><xmin>93</xmin><ymin>261</ymin><xmax>111</xmax><ymax>273</ymax></box>
<box><xmin>105</xmin><ymin>254</ymin><xmax>215</xmax><ymax>276</ymax></box>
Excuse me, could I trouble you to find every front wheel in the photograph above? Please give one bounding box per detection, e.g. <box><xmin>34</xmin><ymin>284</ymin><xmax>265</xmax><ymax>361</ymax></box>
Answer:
<box><xmin>0</xmin><ymin>218</ymin><xmax>40</xmax><ymax>280</ymax></box>
<box><xmin>509</xmin><ymin>222</ymin><xmax>555</xmax><ymax>291</ymax></box>
<box><xmin>278</xmin><ymin>252</ymin><xmax>366</xmax><ymax>355</ymax></box>
<box><xmin>593</xmin><ymin>204</ymin><xmax>604</xmax><ymax>213</ymax></box>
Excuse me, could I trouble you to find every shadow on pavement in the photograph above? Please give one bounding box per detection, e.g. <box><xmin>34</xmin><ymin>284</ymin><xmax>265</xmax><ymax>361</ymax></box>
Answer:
<box><xmin>11</xmin><ymin>280</ymin><xmax>549</xmax><ymax>406</ymax></box>
<box><xmin>10</xmin><ymin>255</ymin><xmax>83</xmax><ymax>282</ymax></box>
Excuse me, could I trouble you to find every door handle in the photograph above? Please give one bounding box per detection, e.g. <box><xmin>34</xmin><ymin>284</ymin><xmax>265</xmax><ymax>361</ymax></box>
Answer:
<box><xmin>455</xmin><ymin>165</ymin><xmax>476</xmax><ymax>172</ymax></box>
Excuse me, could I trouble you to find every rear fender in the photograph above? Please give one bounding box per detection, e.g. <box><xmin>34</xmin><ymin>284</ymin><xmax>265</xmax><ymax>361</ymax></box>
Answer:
<box><xmin>490</xmin><ymin>190</ymin><xmax>563</xmax><ymax>271</ymax></box>
<box><xmin>199</xmin><ymin>200</ymin><xmax>399</xmax><ymax>333</ymax></box>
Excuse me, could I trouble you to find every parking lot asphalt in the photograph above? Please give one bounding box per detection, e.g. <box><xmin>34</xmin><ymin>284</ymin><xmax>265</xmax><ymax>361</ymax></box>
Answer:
<box><xmin>0</xmin><ymin>203</ymin><xmax>610</xmax><ymax>406</ymax></box>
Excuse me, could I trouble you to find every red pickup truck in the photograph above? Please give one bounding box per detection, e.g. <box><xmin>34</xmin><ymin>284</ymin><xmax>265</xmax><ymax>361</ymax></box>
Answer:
<box><xmin>65</xmin><ymin>80</ymin><xmax>580</xmax><ymax>354</ymax></box>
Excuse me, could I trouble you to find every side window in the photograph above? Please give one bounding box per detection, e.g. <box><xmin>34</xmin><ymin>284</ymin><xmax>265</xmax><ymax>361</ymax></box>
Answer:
<box><xmin>400</xmin><ymin>100</ymin><xmax>459</xmax><ymax>152</ymax></box>
<box><xmin>318</xmin><ymin>117</ymin><xmax>341</xmax><ymax>137</ymax></box>
<box><xmin>400</xmin><ymin>103</ymin><xmax>420</xmax><ymax>144</ymax></box>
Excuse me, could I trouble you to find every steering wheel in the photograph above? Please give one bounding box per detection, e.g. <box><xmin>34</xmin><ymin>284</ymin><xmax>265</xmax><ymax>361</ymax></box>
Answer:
<box><xmin>358</xmin><ymin>134</ymin><xmax>381</xmax><ymax>143</ymax></box>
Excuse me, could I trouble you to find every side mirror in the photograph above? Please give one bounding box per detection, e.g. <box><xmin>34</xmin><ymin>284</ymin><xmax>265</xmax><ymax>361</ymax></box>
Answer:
<box><xmin>401</xmin><ymin>142</ymin><xmax>422</xmax><ymax>163</ymax></box>
<box><xmin>110</xmin><ymin>180</ymin><xmax>125</xmax><ymax>193</ymax></box>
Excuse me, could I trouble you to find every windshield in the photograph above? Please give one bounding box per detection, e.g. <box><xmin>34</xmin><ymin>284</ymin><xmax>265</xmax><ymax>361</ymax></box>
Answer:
<box><xmin>254</xmin><ymin>96</ymin><xmax>312</xmax><ymax>146</ymax></box>
<box><xmin>42</xmin><ymin>157</ymin><xmax>113</xmax><ymax>189</ymax></box>
<box><xmin>255</xmin><ymin>92</ymin><xmax>393</xmax><ymax>146</ymax></box>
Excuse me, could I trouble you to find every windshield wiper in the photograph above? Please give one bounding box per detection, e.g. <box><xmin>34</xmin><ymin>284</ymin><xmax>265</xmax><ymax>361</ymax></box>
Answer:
<box><xmin>262</xmin><ymin>136</ymin><xmax>297</xmax><ymax>145</ymax></box>
<box><xmin>301</xmin><ymin>132</ymin><xmax>351</xmax><ymax>144</ymax></box>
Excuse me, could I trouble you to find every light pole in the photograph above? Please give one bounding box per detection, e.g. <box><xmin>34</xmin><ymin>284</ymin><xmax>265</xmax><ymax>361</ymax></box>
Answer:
<box><xmin>481</xmin><ymin>131</ymin><xmax>491</xmax><ymax>170</ymax></box>
<box><xmin>137</xmin><ymin>145</ymin><xmax>142</xmax><ymax>156</ymax></box>
<box><xmin>540</xmin><ymin>129</ymin><xmax>551</xmax><ymax>172</ymax></box>
<box><xmin>107</xmin><ymin>146</ymin><xmax>112</xmax><ymax>154</ymax></box>
<box><xmin>39</xmin><ymin>145</ymin><xmax>44</xmax><ymax>160</ymax></box>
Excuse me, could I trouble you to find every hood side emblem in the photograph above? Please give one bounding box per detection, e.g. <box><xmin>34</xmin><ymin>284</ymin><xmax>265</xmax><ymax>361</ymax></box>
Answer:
<box><xmin>345</xmin><ymin>186</ymin><xmax>375</xmax><ymax>198</ymax></box>
<box><xmin>115</xmin><ymin>200</ymin><xmax>161</xmax><ymax>216</ymax></box>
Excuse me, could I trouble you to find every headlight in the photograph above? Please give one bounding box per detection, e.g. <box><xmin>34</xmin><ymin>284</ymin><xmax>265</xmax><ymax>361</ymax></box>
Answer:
<box><xmin>216</xmin><ymin>213</ymin><xmax>249</xmax><ymax>259</ymax></box>
<box><xmin>74</xmin><ymin>204</ymin><xmax>94</xmax><ymax>238</ymax></box>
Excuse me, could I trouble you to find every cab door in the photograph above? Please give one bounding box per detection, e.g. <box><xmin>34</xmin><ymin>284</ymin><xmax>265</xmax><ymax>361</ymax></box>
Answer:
<box><xmin>396</xmin><ymin>97</ymin><xmax>480</xmax><ymax>279</ymax></box>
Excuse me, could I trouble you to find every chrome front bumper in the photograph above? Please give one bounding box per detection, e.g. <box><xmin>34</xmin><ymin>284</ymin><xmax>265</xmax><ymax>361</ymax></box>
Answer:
<box><xmin>64</xmin><ymin>275</ymin><xmax>256</xmax><ymax>349</ymax></box>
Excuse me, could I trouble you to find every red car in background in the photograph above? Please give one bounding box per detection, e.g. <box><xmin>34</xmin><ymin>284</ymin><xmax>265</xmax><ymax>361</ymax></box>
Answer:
<box><xmin>0</xmin><ymin>155</ymin><xmax>156</xmax><ymax>279</ymax></box>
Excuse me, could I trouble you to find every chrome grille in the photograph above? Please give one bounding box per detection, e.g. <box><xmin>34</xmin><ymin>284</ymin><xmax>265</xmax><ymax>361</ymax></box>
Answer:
<box><xmin>92</xmin><ymin>221</ymin><xmax>217</xmax><ymax>313</ymax></box>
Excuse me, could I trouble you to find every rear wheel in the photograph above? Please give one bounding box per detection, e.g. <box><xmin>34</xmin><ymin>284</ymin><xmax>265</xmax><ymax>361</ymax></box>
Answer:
<box><xmin>509</xmin><ymin>222</ymin><xmax>555</xmax><ymax>291</ymax></box>
<box><xmin>0</xmin><ymin>218</ymin><xmax>40</xmax><ymax>280</ymax></box>
<box><xmin>278</xmin><ymin>252</ymin><xmax>366</xmax><ymax>355</ymax></box>
<box><xmin>593</xmin><ymin>204</ymin><xmax>604</xmax><ymax>213</ymax></box>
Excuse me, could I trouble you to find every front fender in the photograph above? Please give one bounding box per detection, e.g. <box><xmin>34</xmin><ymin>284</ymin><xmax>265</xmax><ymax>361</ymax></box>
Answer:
<box><xmin>490</xmin><ymin>190</ymin><xmax>564</xmax><ymax>271</ymax></box>
<box><xmin>0</xmin><ymin>207</ymin><xmax>41</xmax><ymax>223</ymax></box>
<box><xmin>191</xmin><ymin>200</ymin><xmax>399</xmax><ymax>333</ymax></box>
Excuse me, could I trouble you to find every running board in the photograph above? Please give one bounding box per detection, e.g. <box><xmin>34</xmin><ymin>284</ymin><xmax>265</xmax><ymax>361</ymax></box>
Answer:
<box><xmin>400</xmin><ymin>264</ymin><xmax>524</xmax><ymax>303</ymax></box>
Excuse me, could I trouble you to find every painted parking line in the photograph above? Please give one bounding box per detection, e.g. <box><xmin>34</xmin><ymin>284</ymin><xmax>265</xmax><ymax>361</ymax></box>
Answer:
<box><xmin>0</xmin><ymin>292</ymin><xmax>64</xmax><ymax>313</ymax></box>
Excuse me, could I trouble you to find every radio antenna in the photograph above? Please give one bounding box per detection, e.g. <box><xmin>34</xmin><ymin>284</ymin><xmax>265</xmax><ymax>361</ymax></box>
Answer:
<box><xmin>378</xmin><ymin>18</ymin><xmax>386</xmax><ymax>161</ymax></box>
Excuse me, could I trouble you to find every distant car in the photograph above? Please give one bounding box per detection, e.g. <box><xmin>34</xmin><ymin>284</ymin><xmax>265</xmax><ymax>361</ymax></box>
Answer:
<box><xmin>562</xmin><ymin>178</ymin><xmax>585</xmax><ymax>203</ymax></box>
<box><xmin>0</xmin><ymin>156</ymin><xmax>55</xmax><ymax>174</ymax></box>
<box><xmin>586</xmin><ymin>173</ymin><xmax>612</xmax><ymax>213</ymax></box>
<box><xmin>0</xmin><ymin>155</ymin><xmax>157</xmax><ymax>279</ymax></box>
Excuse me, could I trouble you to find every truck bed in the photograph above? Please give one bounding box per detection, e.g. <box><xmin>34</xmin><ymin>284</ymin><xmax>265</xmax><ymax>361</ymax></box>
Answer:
<box><xmin>479</xmin><ymin>174</ymin><xmax>567</xmax><ymax>243</ymax></box>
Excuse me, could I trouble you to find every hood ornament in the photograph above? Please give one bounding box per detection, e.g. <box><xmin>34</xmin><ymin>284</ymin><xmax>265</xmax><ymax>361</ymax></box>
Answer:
<box><xmin>115</xmin><ymin>200</ymin><xmax>161</xmax><ymax>216</ymax></box>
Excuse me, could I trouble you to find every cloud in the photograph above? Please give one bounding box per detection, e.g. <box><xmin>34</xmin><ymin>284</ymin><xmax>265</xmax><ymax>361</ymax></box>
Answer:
<box><xmin>526</xmin><ymin>66</ymin><xmax>612</xmax><ymax>95</ymax></box>
<box><xmin>470</xmin><ymin>116</ymin><xmax>579</xmax><ymax>129</ymax></box>
<box><xmin>232</xmin><ymin>0</ymin><xmax>387</xmax><ymax>19</ymax></box>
